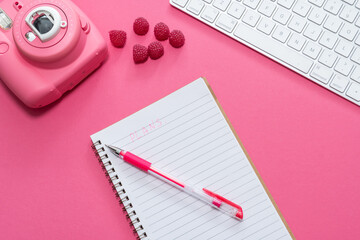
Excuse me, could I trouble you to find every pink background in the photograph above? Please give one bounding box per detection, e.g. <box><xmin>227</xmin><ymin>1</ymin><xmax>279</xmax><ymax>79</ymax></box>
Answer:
<box><xmin>1</xmin><ymin>0</ymin><xmax>360</xmax><ymax>239</ymax></box>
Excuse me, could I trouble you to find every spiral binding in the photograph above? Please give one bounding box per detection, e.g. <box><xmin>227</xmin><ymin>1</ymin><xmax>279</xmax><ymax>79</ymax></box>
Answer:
<box><xmin>92</xmin><ymin>140</ymin><xmax>148</xmax><ymax>240</ymax></box>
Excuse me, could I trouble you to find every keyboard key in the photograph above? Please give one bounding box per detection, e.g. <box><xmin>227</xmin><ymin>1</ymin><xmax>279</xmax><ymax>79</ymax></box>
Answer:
<box><xmin>258</xmin><ymin>0</ymin><xmax>276</xmax><ymax>17</ymax></box>
<box><xmin>319</xmin><ymin>31</ymin><xmax>338</xmax><ymax>49</ymax></box>
<box><xmin>288</xmin><ymin>15</ymin><xmax>306</xmax><ymax>33</ymax></box>
<box><xmin>335</xmin><ymin>58</ymin><xmax>353</xmax><ymax>75</ymax></box>
<box><xmin>201</xmin><ymin>5</ymin><xmax>219</xmax><ymax>23</ymax></box>
<box><xmin>288</xmin><ymin>33</ymin><xmax>306</xmax><ymax>51</ymax></box>
<box><xmin>339</xmin><ymin>5</ymin><xmax>358</xmax><ymax>23</ymax></box>
<box><xmin>278</xmin><ymin>0</ymin><xmax>295</xmax><ymax>9</ymax></box>
<box><xmin>187</xmin><ymin>0</ymin><xmax>205</xmax><ymax>15</ymax></box>
<box><xmin>330</xmin><ymin>75</ymin><xmax>349</xmax><ymax>92</ymax></box>
<box><xmin>310</xmin><ymin>64</ymin><xmax>333</xmax><ymax>83</ymax></box>
<box><xmin>172</xmin><ymin>0</ymin><xmax>360</xmax><ymax>106</ymax></box>
<box><xmin>233</xmin><ymin>23</ymin><xmax>313</xmax><ymax>73</ymax></box>
<box><xmin>356</xmin><ymin>0</ymin><xmax>360</xmax><ymax>8</ymax></box>
<box><xmin>335</xmin><ymin>39</ymin><xmax>353</xmax><ymax>57</ymax></box>
<box><xmin>303</xmin><ymin>41</ymin><xmax>322</xmax><ymax>59</ymax></box>
<box><xmin>273</xmin><ymin>7</ymin><xmax>291</xmax><ymax>25</ymax></box>
<box><xmin>172</xmin><ymin>0</ymin><xmax>189</xmax><ymax>7</ymax></box>
<box><xmin>308</xmin><ymin>8</ymin><xmax>327</xmax><ymax>25</ymax></box>
<box><xmin>351</xmin><ymin>67</ymin><xmax>360</xmax><ymax>83</ymax></box>
<box><xmin>213</xmin><ymin>0</ymin><xmax>231</xmax><ymax>11</ymax></box>
<box><xmin>293</xmin><ymin>0</ymin><xmax>311</xmax><ymax>17</ymax></box>
<box><xmin>319</xmin><ymin>49</ymin><xmax>338</xmax><ymax>67</ymax></box>
<box><xmin>308</xmin><ymin>0</ymin><xmax>325</xmax><ymax>7</ymax></box>
<box><xmin>350</xmin><ymin>48</ymin><xmax>360</xmax><ymax>64</ymax></box>
<box><xmin>324</xmin><ymin>0</ymin><xmax>342</xmax><ymax>15</ymax></box>
<box><xmin>227</xmin><ymin>2</ymin><xmax>245</xmax><ymax>19</ymax></box>
<box><xmin>257</xmin><ymin>18</ymin><xmax>276</xmax><ymax>35</ymax></box>
<box><xmin>243</xmin><ymin>0</ymin><xmax>261</xmax><ymax>9</ymax></box>
<box><xmin>242</xmin><ymin>10</ymin><xmax>260</xmax><ymax>27</ymax></box>
<box><xmin>356</xmin><ymin>16</ymin><xmax>360</xmax><ymax>27</ymax></box>
<box><xmin>346</xmin><ymin>82</ymin><xmax>360</xmax><ymax>101</ymax></box>
<box><xmin>216</xmin><ymin>14</ymin><xmax>237</xmax><ymax>32</ymax></box>
<box><xmin>272</xmin><ymin>25</ymin><xmax>291</xmax><ymax>42</ymax></box>
<box><xmin>339</xmin><ymin>24</ymin><xmax>358</xmax><ymax>41</ymax></box>
<box><xmin>342</xmin><ymin>0</ymin><xmax>355</xmax><ymax>4</ymax></box>
<box><xmin>324</xmin><ymin>15</ymin><xmax>342</xmax><ymax>33</ymax></box>
<box><xmin>303</xmin><ymin>23</ymin><xmax>322</xmax><ymax>41</ymax></box>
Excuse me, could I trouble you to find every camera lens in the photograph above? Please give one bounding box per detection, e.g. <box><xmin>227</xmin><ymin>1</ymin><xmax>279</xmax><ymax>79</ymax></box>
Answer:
<box><xmin>33</xmin><ymin>15</ymin><xmax>53</xmax><ymax>34</ymax></box>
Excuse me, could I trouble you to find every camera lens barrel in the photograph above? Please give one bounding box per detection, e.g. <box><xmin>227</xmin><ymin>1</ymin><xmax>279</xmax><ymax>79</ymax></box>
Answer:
<box><xmin>33</xmin><ymin>15</ymin><xmax>54</xmax><ymax>34</ymax></box>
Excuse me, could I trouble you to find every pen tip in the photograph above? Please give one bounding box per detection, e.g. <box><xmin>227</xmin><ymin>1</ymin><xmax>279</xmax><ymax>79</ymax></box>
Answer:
<box><xmin>104</xmin><ymin>144</ymin><xmax>123</xmax><ymax>155</ymax></box>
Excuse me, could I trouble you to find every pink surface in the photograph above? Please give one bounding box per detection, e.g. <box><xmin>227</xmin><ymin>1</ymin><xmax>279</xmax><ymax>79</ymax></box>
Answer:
<box><xmin>0</xmin><ymin>0</ymin><xmax>360</xmax><ymax>239</ymax></box>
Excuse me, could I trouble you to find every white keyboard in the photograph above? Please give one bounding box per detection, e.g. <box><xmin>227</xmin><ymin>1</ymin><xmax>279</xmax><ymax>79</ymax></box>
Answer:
<box><xmin>170</xmin><ymin>0</ymin><xmax>360</xmax><ymax>106</ymax></box>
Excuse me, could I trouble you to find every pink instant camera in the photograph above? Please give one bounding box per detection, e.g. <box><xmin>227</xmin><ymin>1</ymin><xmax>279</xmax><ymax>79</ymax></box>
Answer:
<box><xmin>0</xmin><ymin>0</ymin><xmax>108</xmax><ymax>108</ymax></box>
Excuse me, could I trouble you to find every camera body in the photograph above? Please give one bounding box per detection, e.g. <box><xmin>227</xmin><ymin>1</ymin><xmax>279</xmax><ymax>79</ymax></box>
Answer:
<box><xmin>0</xmin><ymin>0</ymin><xmax>108</xmax><ymax>108</ymax></box>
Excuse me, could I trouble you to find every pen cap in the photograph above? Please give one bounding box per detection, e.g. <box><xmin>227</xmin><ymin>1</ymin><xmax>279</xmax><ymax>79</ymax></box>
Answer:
<box><xmin>203</xmin><ymin>188</ymin><xmax>243</xmax><ymax>220</ymax></box>
<box><xmin>122</xmin><ymin>152</ymin><xmax>152</xmax><ymax>172</ymax></box>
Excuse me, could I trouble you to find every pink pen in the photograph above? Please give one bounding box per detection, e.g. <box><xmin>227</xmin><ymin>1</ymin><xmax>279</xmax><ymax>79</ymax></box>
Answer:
<box><xmin>106</xmin><ymin>145</ymin><xmax>243</xmax><ymax>220</ymax></box>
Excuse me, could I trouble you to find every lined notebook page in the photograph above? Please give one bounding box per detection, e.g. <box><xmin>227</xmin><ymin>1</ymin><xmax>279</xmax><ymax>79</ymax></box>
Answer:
<box><xmin>91</xmin><ymin>78</ymin><xmax>293</xmax><ymax>240</ymax></box>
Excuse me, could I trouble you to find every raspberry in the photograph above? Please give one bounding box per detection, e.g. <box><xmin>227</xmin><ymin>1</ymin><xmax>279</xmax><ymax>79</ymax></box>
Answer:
<box><xmin>148</xmin><ymin>42</ymin><xmax>164</xmax><ymax>60</ymax></box>
<box><xmin>154</xmin><ymin>22</ymin><xmax>170</xmax><ymax>41</ymax></box>
<box><xmin>133</xmin><ymin>44</ymin><xmax>149</xmax><ymax>64</ymax></box>
<box><xmin>169</xmin><ymin>30</ymin><xmax>185</xmax><ymax>48</ymax></box>
<box><xmin>109</xmin><ymin>30</ymin><xmax>126</xmax><ymax>48</ymax></box>
<box><xmin>133</xmin><ymin>17</ymin><xmax>149</xmax><ymax>35</ymax></box>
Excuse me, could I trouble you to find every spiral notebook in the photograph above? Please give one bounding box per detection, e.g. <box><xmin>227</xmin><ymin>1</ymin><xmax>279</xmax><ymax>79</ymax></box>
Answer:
<box><xmin>91</xmin><ymin>78</ymin><xmax>294</xmax><ymax>240</ymax></box>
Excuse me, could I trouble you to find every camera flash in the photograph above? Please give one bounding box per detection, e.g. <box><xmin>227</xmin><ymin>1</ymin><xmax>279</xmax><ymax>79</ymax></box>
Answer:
<box><xmin>0</xmin><ymin>8</ymin><xmax>12</xmax><ymax>30</ymax></box>
<box><xmin>25</xmin><ymin>31</ymin><xmax>36</xmax><ymax>42</ymax></box>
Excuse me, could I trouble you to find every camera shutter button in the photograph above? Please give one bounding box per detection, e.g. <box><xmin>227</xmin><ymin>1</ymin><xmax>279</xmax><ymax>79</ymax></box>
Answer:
<box><xmin>0</xmin><ymin>42</ymin><xmax>9</xmax><ymax>54</ymax></box>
